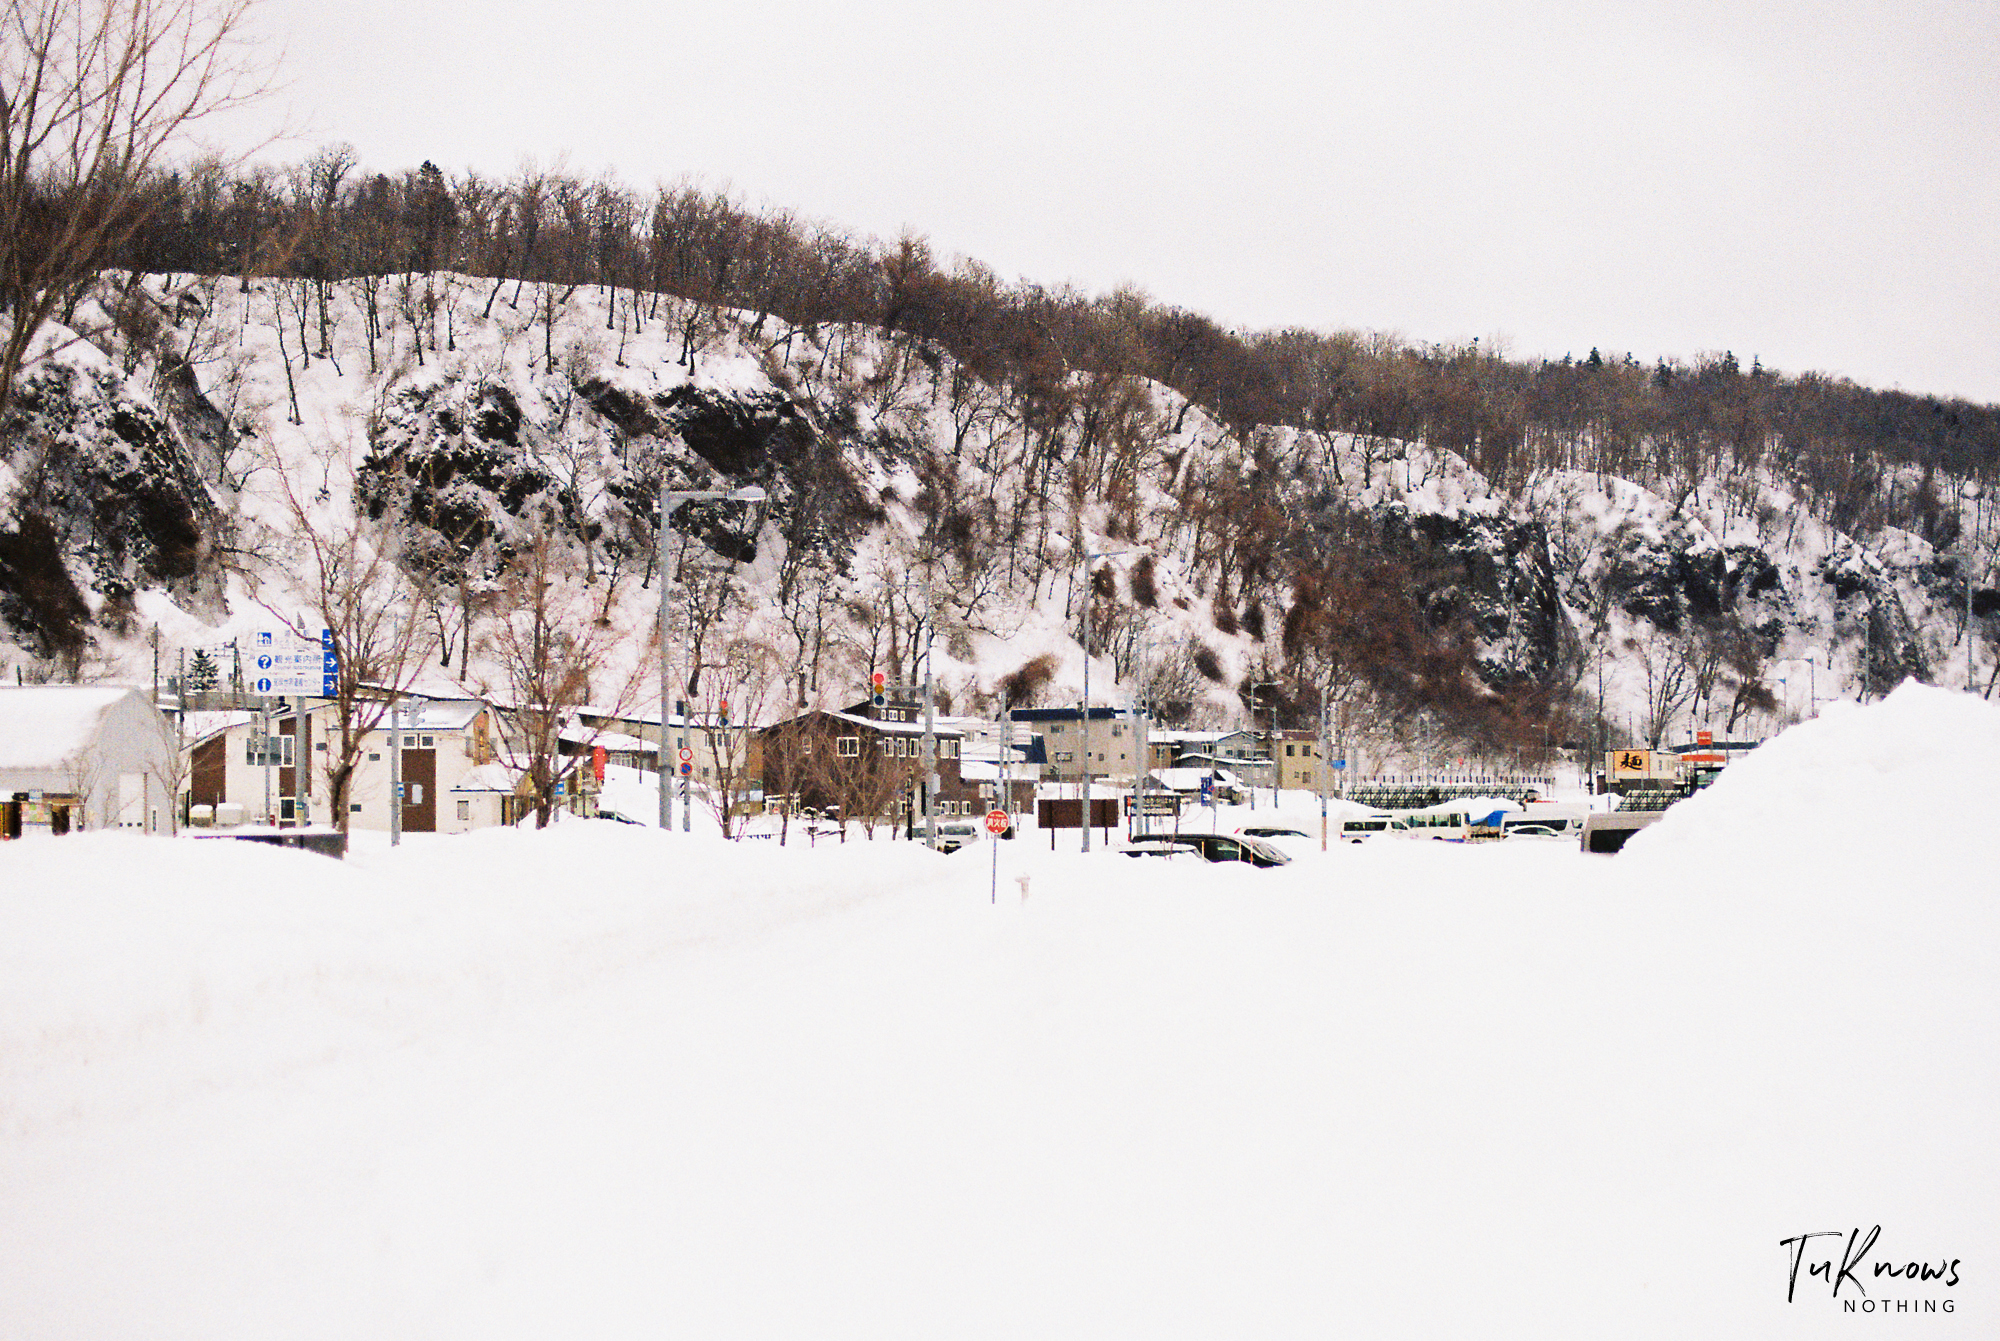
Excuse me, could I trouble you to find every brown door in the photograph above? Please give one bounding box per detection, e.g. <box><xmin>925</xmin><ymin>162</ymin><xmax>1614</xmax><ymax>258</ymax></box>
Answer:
<box><xmin>402</xmin><ymin>749</ymin><xmax>437</xmax><ymax>832</ymax></box>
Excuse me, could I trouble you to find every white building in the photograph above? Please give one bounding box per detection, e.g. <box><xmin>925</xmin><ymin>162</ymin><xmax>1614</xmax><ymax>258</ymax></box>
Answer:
<box><xmin>0</xmin><ymin>685</ymin><xmax>176</xmax><ymax>836</ymax></box>
<box><xmin>184</xmin><ymin>696</ymin><xmax>505</xmax><ymax>833</ymax></box>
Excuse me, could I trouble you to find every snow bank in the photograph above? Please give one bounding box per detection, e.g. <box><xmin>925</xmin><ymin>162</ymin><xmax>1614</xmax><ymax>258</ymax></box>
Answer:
<box><xmin>1</xmin><ymin>705</ymin><xmax>1994</xmax><ymax>1338</ymax></box>
<box><xmin>1629</xmin><ymin>679</ymin><xmax>2000</xmax><ymax>875</ymax></box>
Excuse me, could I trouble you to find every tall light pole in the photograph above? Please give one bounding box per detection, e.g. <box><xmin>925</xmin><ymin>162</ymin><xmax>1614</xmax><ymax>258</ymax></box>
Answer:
<box><xmin>1079</xmin><ymin>547</ymin><xmax>1127</xmax><ymax>852</ymax></box>
<box><xmin>657</xmin><ymin>483</ymin><xmax>767</xmax><ymax>832</ymax></box>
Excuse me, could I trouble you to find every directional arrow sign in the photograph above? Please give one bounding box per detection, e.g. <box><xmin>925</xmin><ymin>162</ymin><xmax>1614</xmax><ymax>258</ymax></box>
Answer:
<box><xmin>250</xmin><ymin>631</ymin><xmax>338</xmax><ymax>697</ymax></box>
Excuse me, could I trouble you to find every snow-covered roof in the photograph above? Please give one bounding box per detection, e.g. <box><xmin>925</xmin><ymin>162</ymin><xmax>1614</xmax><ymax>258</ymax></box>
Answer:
<box><xmin>1152</xmin><ymin>766</ymin><xmax>1242</xmax><ymax>791</ymax></box>
<box><xmin>956</xmin><ymin>759</ymin><xmax>1031</xmax><ymax>783</ymax></box>
<box><xmin>180</xmin><ymin>709</ymin><xmax>257</xmax><ymax>748</ymax></box>
<box><xmin>0</xmin><ymin>686</ymin><xmax>145</xmax><ymax>770</ymax></box>
<box><xmin>386</xmin><ymin>700</ymin><xmax>484</xmax><ymax>733</ymax></box>
<box><xmin>822</xmin><ymin>710</ymin><xmax>963</xmax><ymax>737</ymax></box>
<box><xmin>450</xmin><ymin>763</ymin><xmax>519</xmax><ymax>793</ymax></box>
<box><xmin>560</xmin><ymin>729</ymin><xmax>654</xmax><ymax>754</ymax></box>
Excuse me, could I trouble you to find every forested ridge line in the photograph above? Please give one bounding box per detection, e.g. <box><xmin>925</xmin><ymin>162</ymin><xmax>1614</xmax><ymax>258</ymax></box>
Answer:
<box><xmin>75</xmin><ymin>150</ymin><xmax>1998</xmax><ymax>546</ymax></box>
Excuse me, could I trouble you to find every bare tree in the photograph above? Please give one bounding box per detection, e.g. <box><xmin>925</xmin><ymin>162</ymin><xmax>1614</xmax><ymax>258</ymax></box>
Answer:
<box><xmin>1629</xmin><ymin>632</ymin><xmax>1697</xmax><ymax>748</ymax></box>
<box><xmin>690</xmin><ymin>636</ymin><xmax>782</xmax><ymax>838</ymax></box>
<box><xmin>259</xmin><ymin>443</ymin><xmax>439</xmax><ymax>835</ymax></box>
<box><xmin>474</xmin><ymin>526</ymin><xmax>644</xmax><ymax>827</ymax></box>
<box><xmin>0</xmin><ymin>0</ymin><xmax>274</xmax><ymax>416</ymax></box>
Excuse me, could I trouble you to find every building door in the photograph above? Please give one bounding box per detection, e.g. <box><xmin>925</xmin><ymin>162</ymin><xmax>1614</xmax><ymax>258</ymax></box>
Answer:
<box><xmin>402</xmin><ymin>748</ymin><xmax>437</xmax><ymax>833</ymax></box>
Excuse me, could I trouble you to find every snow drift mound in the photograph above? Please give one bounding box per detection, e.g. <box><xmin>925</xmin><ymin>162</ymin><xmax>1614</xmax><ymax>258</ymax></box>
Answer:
<box><xmin>1628</xmin><ymin>679</ymin><xmax>2000</xmax><ymax>869</ymax></box>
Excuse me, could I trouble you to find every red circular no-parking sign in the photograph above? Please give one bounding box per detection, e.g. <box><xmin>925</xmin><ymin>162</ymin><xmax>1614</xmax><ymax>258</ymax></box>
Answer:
<box><xmin>984</xmin><ymin>809</ymin><xmax>1010</xmax><ymax>836</ymax></box>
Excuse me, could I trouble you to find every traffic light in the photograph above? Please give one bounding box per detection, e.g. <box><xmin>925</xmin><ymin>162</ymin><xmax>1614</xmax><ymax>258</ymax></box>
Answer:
<box><xmin>871</xmin><ymin>671</ymin><xmax>886</xmax><ymax>707</ymax></box>
<box><xmin>718</xmin><ymin>699</ymin><xmax>730</xmax><ymax>725</ymax></box>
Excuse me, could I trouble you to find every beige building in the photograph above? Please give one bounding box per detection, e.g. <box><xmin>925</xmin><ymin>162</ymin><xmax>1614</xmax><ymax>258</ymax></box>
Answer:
<box><xmin>1010</xmin><ymin>707</ymin><xmax>1143</xmax><ymax>784</ymax></box>
<box><xmin>185</xmin><ymin>696</ymin><xmax>507</xmax><ymax>833</ymax></box>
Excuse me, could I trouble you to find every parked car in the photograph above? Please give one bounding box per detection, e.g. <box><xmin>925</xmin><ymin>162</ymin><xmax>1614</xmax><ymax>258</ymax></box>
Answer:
<box><xmin>929</xmin><ymin>821</ymin><xmax>984</xmax><ymax>854</ymax></box>
<box><xmin>1123</xmin><ymin>833</ymin><xmax>1292</xmax><ymax>867</ymax></box>
<box><xmin>1337</xmin><ymin>816</ymin><xmax>1411</xmax><ymax>843</ymax></box>
<box><xmin>1233</xmin><ymin>823</ymin><xmax>1320</xmax><ymax>858</ymax></box>
<box><xmin>1500</xmin><ymin>822</ymin><xmax>1570</xmax><ymax>840</ymax></box>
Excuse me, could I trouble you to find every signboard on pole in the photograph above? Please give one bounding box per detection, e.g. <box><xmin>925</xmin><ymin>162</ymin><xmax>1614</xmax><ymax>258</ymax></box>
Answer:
<box><xmin>984</xmin><ymin>809</ymin><xmax>1010</xmax><ymax>836</ymax></box>
<box><xmin>250</xmin><ymin>629</ymin><xmax>338</xmax><ymax>696</ymax></box>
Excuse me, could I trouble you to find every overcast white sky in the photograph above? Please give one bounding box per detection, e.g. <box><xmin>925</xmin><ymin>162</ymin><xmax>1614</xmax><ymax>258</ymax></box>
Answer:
<box><xmin>224</xmin><ymin>0</ymin><xmax>2000</xmax><ymax>403</ymax></box>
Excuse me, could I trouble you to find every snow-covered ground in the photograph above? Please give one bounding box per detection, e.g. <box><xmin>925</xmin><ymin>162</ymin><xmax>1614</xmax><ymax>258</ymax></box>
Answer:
<box><xmin>2</xmin><ymin>684</ymin><xmax>1994</xmax><ymax>1338</ymax></box>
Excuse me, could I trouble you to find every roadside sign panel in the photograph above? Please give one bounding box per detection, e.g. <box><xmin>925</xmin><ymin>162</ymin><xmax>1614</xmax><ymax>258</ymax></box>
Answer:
<box><xmin>984</xmin><ymin>809</ymin><xmax>1009</xmax><ymax>835</ymax></box>
<box><xmin>251</xmin><ymin>629</ymin><xmax>338</xmax><ymax>696</ymax></box>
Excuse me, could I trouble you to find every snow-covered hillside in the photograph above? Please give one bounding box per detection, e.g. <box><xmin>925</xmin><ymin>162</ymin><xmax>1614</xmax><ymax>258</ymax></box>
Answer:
<box><xmin>1</xmin><ymin>271</ymin><xmax>1995</xmax><ymax>762</ymax></box>
<box><xmin>1</xmin><ymin>684</ymin><xmax>1992</xmax><ymax>1338</ymax></box>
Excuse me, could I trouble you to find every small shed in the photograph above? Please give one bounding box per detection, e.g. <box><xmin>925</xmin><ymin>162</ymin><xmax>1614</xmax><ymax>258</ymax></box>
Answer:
<box><xmin>0</xmin><ymin>686</ymin><xmax>176</xmax><ymax>837</ymax></box>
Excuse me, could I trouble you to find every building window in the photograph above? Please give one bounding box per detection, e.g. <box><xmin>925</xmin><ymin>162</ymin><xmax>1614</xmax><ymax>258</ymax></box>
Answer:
<box><xmin>420</xmin><ymin>735</ymin><xmax>435</xmax><ymax>748</ymax></box>
<box><xmin>457</xmin><ymin>799</ymin><xmax>471</xmax><ymax>822</ymax></box>
<box><xmin>1054</xmin><ymin>751</ymin><xmax>1073</xmax><ymax>762</ymax></box>
<box><xmin>1285</xmin><ymin>744</ymin><xmax>1295</xmax><ymax>757</ymax></box>
<box><xmin>837</xmin><ymin>736</ymin><xmax>859</xmax><ymax>756</ymax></box>
<box><xmin>244</xmin><ymin>734</ymin><xmax>293</xmax><ymax>767</ymax></box>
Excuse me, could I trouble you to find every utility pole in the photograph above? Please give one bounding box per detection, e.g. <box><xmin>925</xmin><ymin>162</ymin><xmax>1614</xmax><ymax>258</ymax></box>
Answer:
<box><xmin>920</xmin><ymin>566</ymin><xmax>938</xmax><ymax>852</ymax></box>
<box><xmin>655</xmin><ymin>482</ymin><xmax>768</xmax><ymax>833</ymax></box>
<box><xmin>389</xmin><ymin>699</ymin><xmax>401</xmax><ymax>846</ymax></box>
<box><xmin>1318</xmin><ymin>704</ymin><xmax>1330</xmax><ymax>851</ymax></box>
<box><xmin>1132</xmin><ymin>697</ymin><xmax>1150</xmax><ymax>841</ymax></box>
<box><xmin>1079</xmin><ymin>548</ymin><xmax>1128</xmax><ymax>852</ymax></box>
<box><xmin>1250</xmin><ymin>680</ymin><xmax>1283</xmax><ymax>810</ymax></box>
<box><xmin>261</xmin><ymin>696</ymin><xmax>272</xmax><ymax>826</ymax></box>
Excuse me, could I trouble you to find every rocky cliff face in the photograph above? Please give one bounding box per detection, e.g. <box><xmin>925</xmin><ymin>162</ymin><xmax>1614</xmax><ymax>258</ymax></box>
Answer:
<box><xmin>2</xmin><ymin>273</ymin><xmax>1991</xmax><ymax>746</ymax></box>
<box><xmin>0</xmin><ymin>356</ymin><xmax>228</xmax><ymax>664</ymax></box>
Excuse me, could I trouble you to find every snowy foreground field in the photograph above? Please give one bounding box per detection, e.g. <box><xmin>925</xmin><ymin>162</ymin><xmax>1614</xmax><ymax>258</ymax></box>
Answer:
<box><xmin>4</xmin><ymin>685</ymin><xmax>1997</xmax><ymax>1339</ymax></box>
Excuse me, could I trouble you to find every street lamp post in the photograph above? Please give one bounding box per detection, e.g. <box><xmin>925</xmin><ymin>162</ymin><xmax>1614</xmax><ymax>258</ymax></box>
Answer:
<box><xmin>1079</xmin><ymin>548</ymin><xmax>1127</xmax><ymax>852</ymax></box>
<box><xmin>657</xmin><ymin>483</ymin><xmax>767</xmax><ymax>833</ymax></box>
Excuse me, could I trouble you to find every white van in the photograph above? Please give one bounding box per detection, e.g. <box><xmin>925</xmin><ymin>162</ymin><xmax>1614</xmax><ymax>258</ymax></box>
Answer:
<box><xmin>1395</xmin><ymin>806</ymin><xmax>1474</xmax><ymax>841</ymax></box>
<box><xmin>1337</xmin><ymin>815</ymin><xmax>1410</xmax><ymax>843</ymax></box>
<box><xmin>930</xmin><ymin>821</ymin><xmax>984</xmax><ymax>854</ymax></box>
<box><xmin>1501</xmin><ymin>804</ymin><xmax>1587</xmax><ymax>839</ymax></box>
